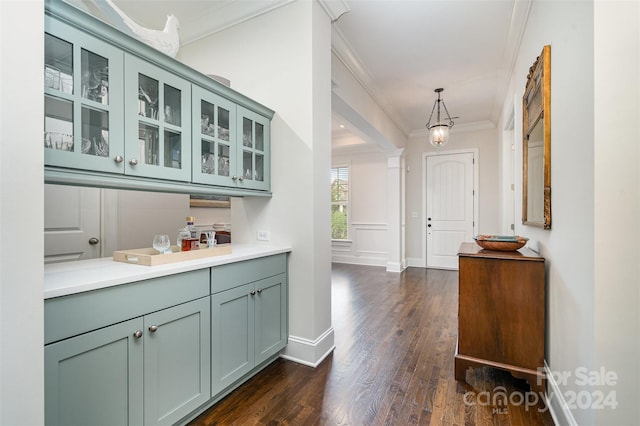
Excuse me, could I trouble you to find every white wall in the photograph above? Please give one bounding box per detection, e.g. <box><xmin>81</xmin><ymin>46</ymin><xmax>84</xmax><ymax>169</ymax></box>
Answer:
<box><xmin>179</xmin><ymin>0</ymin><xmax>334</xmax><ymax>366</ymax></box>
<box><xmin>502</xmin><ymin>3</ymin><xmax>594</xmax><ymax>424</ymax></box>
<box><xmin>332</xmin><ymin>150</ymin><xmax>389</xmax><ymax>266</ymax></box>
<box><xmin>593</xmin><ymin>1</ymin><xmax>640</xmax><ymax>425</ymax></box>
<box><xmin>405</xmin><ymin>127</ymin><xmax>500</xmax><ymax>265</ymax></box>
<box><xmin>0</xmin><ymin>1</ymin><xmax>44</xmax><ymax>424</ymax></box>
<box><xmin>500</xmin><ymin>1</ymin><xmax>640</xmax><ymax>424</ymax></box>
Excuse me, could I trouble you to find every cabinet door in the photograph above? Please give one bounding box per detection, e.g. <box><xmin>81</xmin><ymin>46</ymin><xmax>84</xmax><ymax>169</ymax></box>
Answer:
<box><xmin>45</xmin><ymin>18</ymin><xmax>124</xmax><ymax>173</ymax></box>
<box><xmin>124</xmin><ymin>53</ymin><xmax>191</xmax><ymax>181</ymax></box>
<box><xmin>45</xmin><ymin>318</ymin><xmax>144</xmax><ymax>426</ymax></box>
<box><xmin>211</xmin><ymin>283</ymin><xmax>255</xmax><ymax>396</ymax></box>
<box><xmin>254</xmin><ymin>273</ymin><xmax>288</xmax><ymax>364</ymax></box>
<box><xmin>144</xmin><ymin>297</ymin><xmax>211</xmax><ymax>426</ymax></box>
<box><xmin>236</xmin><ymin>106</ymin><xmax>271</xmax><ymax>190</ymax></box>
<box><xmin>192</xmin><ymin>85</ymin><xmax>237</xmax><ymax>186</ymax></box>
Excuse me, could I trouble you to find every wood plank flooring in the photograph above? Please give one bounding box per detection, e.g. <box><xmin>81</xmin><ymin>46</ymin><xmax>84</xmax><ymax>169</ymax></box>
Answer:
<box><xmin>189</xmin><ymin>264</ymin><xmax>554</xmax><ymax>425</ymax></box>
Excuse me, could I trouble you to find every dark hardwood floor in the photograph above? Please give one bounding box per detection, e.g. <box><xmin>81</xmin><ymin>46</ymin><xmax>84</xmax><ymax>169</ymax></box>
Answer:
<box><xmin>189</xmin><ymin>264</ymin><xmax>554</xmax><ymax>425</ymax></box>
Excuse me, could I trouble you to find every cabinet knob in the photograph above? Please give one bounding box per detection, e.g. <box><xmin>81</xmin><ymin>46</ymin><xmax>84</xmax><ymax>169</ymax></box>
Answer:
<box><xmin>149</xmin><ymin>325</ymin><xmax>158</xmax><ymax>333</ymax></box>
<box><xmin>114</xmin><ymin>155</ymin><xmax>124</xmax><ymax>163</ymax></box>
<box><xmin>232</xmin><ymin>176</ymin><xmax>238</xmax><ymax>181</ymax></box>
<box><xmin>133</xmin><ymin>330</ymin><xmax>143</xmax><ymax>339</ymax></box>
<box><xmin>129</xmin><ymin>158</ymin><xmax>139</xmax><ymax>166</ymax></box>
<box><xmin>250</xmin><ymin>290</ymin><xmax>256</xmax><ymax>296</ymax></box>
<box><xmin>257</xmin><ymin>288</ymin><xmax>263</xmax><ymax>294</ymax></box>
<box><xmin>238</xmin><ymin>176</ymin><xmax>244</xmax><ymax>181</ymax></box>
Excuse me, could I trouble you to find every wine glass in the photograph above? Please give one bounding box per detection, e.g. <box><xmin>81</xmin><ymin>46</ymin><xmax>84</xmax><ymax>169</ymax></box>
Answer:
<box><xmin>153</xmin><ymin>234</ymin><xmax>171</xmax><ymax>254</ymax></box>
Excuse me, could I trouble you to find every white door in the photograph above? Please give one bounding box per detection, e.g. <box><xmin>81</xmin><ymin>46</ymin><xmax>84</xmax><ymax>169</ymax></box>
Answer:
<box><xmin>44</xmin><ymin>184</ymin><xmax>102</xmax><ymax>263</ymax></box>
<box><xmin>426</xmin><ymin>152</ymin><xmax>475</xmax><ymax>269</ymax></box>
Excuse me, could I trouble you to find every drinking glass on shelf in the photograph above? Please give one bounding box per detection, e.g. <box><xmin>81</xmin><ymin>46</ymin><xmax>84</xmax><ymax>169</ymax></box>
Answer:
<box><xmin>152</xmin><ymin>234</ymin><xmax>171</xmax><ymax>254</ymax></box>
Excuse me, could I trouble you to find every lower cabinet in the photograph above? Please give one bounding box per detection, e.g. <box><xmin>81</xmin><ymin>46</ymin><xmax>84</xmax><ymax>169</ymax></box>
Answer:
<box><xmin>44</xmin><ymin>254</ymin><xmax>288</xmax><ymax>425</ymax></box>
<box><xmin>211</xmin><ymin>273</ymin><xmax>287</xmax><ymax>396</ymax></box>
<box><xmin>45</xmin><ymin>318</ymin><xmax>144</xmax><ymax>426</ymax></box>
<box><xmin>45</xmin><ymin>297</ymin><xmax>211</xmax><ymax>426</ymax></box>
<box><xmin>144</xmin><ymin>298</ymin><xmax>211</xmax><ymax>425</ymax></box>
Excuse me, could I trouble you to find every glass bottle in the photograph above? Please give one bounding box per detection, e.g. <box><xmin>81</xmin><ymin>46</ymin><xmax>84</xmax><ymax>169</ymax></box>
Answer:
<box><xmin>177</xmin><ymin>216</ymin><xmax>197</xmax><ymax>251</ymax></box>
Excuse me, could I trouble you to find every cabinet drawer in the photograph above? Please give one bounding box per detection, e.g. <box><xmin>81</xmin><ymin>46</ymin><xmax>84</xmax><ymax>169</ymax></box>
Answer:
<box><xmin>211</xmin><ymin>254</ymin><xmax>286</xmax><ymax>294</ymax></box>
<box><xmin>45</xmin><ymin>269</ymin><xmax>209</xmax><ymax>344</ymax></box>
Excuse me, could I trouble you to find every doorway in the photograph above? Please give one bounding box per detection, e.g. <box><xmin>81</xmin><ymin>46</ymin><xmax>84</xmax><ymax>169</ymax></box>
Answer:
<box><xmin>424</xmin><ymin>151</ymin><xmax>477</xmax><ymax>269</ymax></box>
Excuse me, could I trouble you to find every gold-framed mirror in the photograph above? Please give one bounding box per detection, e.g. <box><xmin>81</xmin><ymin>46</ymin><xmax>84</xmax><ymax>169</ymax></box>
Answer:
<box><xmin>522</xmin><ymin>45</ymin><xmax>551</xmax><ymax>229</ymax></box>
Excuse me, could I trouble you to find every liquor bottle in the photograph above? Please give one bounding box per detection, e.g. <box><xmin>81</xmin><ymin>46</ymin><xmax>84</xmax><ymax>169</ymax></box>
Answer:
<box><xmin>177</xmin><ymin>216</ymin><xmax>198</xmax><ymax>251</ymax></box>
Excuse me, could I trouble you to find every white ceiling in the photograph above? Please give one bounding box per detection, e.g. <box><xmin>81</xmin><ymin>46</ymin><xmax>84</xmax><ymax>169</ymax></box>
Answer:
<box><xmin>78</xmin><ymin>0</ymin><xmax>531</xmax><ymax>150</ymax></box>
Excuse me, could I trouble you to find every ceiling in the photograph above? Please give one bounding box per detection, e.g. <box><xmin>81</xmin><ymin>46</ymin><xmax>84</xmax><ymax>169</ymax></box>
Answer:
<box><xmin>77</xmin><ymin>0</ymin><xmax>531</xmax><ymax>151</ymax></box>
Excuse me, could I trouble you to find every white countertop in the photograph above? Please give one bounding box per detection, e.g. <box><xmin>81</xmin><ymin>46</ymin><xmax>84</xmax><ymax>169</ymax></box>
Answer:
<box><xmin>44</xmin><ymin>244</ymin><xmax>291</xmax><ymax>299</ymax></box>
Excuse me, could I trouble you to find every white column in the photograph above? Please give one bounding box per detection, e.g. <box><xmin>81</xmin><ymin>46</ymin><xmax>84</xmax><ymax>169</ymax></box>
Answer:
<box><xmin>386</xmin><ymin>149</ymin><xmax>405</xmax><ymax>272</ymax></box>
<box><xmin>1</xmin><ymin>1</ymin><xmax>45</xmax><ymax>424</ymax></box>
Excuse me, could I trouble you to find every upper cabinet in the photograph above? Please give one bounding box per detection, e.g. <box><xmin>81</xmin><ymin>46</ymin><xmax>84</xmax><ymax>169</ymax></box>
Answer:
<box><xmin>44</xmin><ymin>1</ymin><xmax>274</xmax><ymax>196</ymax></box>
<box><xmin>191</xmin><ymin>88</ymin><xmax>270</xmax><ymax>191</ymax></box>
<box><xmin>192</xmin><ymin>85</ymin><xmax>237</xmax><ymax>187</ymax></box>
<box><xmin>124</xmin><ymin>54</ymin><xmax>192</xmax><ymax>182</ymax></box>
<box><xmin>44</xmin><ymin>18</ymin><xmax>124</xmax><ymax>174</ymax></box>
<box><xmin>237</xmin><ymin>106</ymin><xmax>270</xmax><ymax>191</ymax></box>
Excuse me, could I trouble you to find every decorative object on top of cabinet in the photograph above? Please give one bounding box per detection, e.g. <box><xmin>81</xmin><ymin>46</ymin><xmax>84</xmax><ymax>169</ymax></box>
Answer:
<box><xmin>44</xmin><ymin>0</ymin><xmax>274</xmax><ymax>197</ymax></box>
<box><xmin>474</xmin><ymin>234</ymin><xmax>528</xmax><ymax>251</ymax></box>
<box><xmin>522</xmin><ymin>45</ymin><xmax>551</xmax><ymax>229</ymax></box>
<box><xmin>93</xmin><ymin>0</ymin><xmax>181</xmax><ymax>57</ymax></box>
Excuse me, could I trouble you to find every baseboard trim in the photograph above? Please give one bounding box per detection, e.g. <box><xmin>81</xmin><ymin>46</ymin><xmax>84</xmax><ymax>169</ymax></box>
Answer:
<box><xmin>386</xmin><ymin>261</ymin><xmax>406</xmax><ymax>273</ymax></box>
<box><xmin>332</xmin><ymin>255</ymin><xmax>386</xmax><ymax>267</ymax></box>
<box><xmin>545</xmin><ymin>360</ymin><xmax>578</xmax><ymax>426</ymax></box>
<box><xmin>280</xmin><ymin>327</ymin><xmax>335</xmax><ymax>368</ymax></box>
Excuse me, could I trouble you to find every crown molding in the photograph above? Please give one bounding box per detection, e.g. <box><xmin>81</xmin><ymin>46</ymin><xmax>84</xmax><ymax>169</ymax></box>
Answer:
<box><xmin>318</xmin><ymin>0</ymin><xmax>350</xmax><ymax>22</ymax></box>
<box><xmin>180</xmin><ymin>0</ymin><xmax>295</xmax><ymax>45</ymax></box>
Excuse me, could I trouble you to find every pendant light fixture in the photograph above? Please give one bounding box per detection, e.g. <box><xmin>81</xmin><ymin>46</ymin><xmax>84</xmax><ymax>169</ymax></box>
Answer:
<box><xmin>426</xmin><ymin>88</ymin><xmax>455</xmax><ymax>149</ymax></box>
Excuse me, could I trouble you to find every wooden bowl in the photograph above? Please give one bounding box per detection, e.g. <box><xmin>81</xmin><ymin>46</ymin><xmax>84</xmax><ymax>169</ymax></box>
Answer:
<box><xmin>474</xmin><ymin>235</ymin><xmax>528</xmax><ymax>251</ymax></box>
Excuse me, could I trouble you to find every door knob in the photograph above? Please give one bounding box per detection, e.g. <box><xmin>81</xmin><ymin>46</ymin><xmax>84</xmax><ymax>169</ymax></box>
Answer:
<box><xmin>427</xmin><ymin>224</ymin><xmax>432</xmax><ymax>228</ymax></box>
<box><xmin>88</xmin><ymin>237</ymin><xmax>100</xmax><ymax>245</ymax></box>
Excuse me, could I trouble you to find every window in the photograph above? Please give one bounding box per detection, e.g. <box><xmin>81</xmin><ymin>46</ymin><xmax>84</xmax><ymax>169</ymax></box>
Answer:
<box><xmin>331</xmin><ymin>166</ymin><xmax>349</xmax><ymax>240</ymax></box>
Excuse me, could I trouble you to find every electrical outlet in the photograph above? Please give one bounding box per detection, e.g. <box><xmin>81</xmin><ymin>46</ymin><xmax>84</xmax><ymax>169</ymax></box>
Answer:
<box><xmin>257</xmin><ymin>230</ymin><xmax>270</xmax><ymax>241</ymax></box>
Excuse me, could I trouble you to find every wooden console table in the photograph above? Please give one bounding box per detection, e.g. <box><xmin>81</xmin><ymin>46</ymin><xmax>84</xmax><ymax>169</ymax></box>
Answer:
<box><xmin>455</xmin><ymin>242</ymin><xmax>546</xmax><ymax>393</ymax></box>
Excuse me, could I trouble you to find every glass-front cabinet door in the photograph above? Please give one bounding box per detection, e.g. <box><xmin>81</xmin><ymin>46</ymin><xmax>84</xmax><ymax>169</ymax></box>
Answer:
<box><xmin>44</xmin><ymin>18</ymin><xmax>124</xmax><ymax>173</ymax></box>
<box><xmin>192</xmin><ymin>86</ymin><xmax>237</xmax><ymax>186</ymax></box>
<box><xmin>124</xmin><ymin>54</ymin><xmax>191</xmax><ymax>182</ymax></box>
<box><xmin>236</xmin><ymin>106</ymin><xmax>270</xmax><ymax>191</ymax></box>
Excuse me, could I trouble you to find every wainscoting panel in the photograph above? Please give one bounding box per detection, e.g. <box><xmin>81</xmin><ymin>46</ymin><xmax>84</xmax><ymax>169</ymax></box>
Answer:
<box><xmin>332</xmin><ymin>223</ymin><xmax>388</xmax><ymax>267</ymax></box>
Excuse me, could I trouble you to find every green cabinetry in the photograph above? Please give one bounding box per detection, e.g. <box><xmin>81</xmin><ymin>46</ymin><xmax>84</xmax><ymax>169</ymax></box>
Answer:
<box><xmin>236</xmin><ymin>106</ymin><xmax>271</xmax><ymax>191</ymax></box>
<box><xmin>44</xmin><ymin>16</ymin><xmax>124</xmax><ymax>174</ymax></box>
<box><xmin>192</xmin><ymin>86</ymin><xmax>237</xmax><ymax>187</ymax></box>
<box><xmin>44</xmin><ymin>1</ymin><xmax>274</xmax><ymax>196</ymax></box>
<box><xmin>44</xmin><ymin>254</ymin><xmax>289</xmax><ymax>424</ymax></box>
<box><xmin>45</xmin><ymin>270</ymin><xmax>210</xmax><ymax>426</ymax></box>
<box><xmin>210</xmin><ymin>254</ymin><xmax>288</xmax><ymax>396</ymax></box>
<box><xmin>124</xmin><ymin>54</ymin><xmax>192</xmax><ymax>182</ymax></box>
<box><xmin>45</xmin><ymin>318</ymin><xmax>144</xmax><ymax>425</ymax></box>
